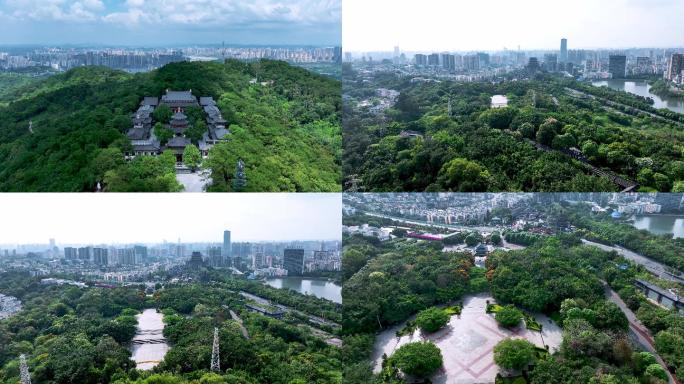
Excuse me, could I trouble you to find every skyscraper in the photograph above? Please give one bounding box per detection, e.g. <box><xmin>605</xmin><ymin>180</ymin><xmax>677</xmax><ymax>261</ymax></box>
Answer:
<box><xmin>666</xmin><ymin>53</ymin><xmax>684</xmax><ymax>84</ymax></box>
<box><xmin>222</xmin><ymin>230</ymin><xmax>232</xmax><ymax>266</ymax></box>
<box><xmin>609</xmin><ymin>55</ymin><xmax>627</xmax><ymax>78</ymax></box>
<box><xmin>560</xmin><ymin>38</ymin><xmax>568</xmax><ymax>63</ymax></box>
<box><xmin>283</xmin><ymin>248</ymin><xmax>304</xmax><ymax>276</ymax></box>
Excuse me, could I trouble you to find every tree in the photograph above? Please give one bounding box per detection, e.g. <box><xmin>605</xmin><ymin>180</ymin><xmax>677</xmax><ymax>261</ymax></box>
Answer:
<box><xmin>644</xmin><ymin>364</ymin><xmax>668</xmax><ymax>382</ymax></box>
<box><xmin>183</xmin><ymin>145</ymin><xmax>202</xmax><ymax>171</ymax></box>
<box><xmin>154</xmin><ymin>122</ymin><xmax>173</xmax><ymax>146</ymax></box>
<box><xmin>153</xmin><ymin>104</ymin><xmax>173</xmax><ymax>123</ymax></box>
<box><xmin>491</xmin><ymin>232</ymin><xmax>502</xmax><ymax>246</ymax></box>
<box><xmin>438</xmin><ymin>158</ymin><xmax>491</xmax><ymax>192</ymax></box>
<box><xmin>391</xmin><ymin>341</ymin><xmax>443</xmax><ymax>378</ymax></box>
<box><xmin>536</xmin><ymin>122</ymin><xmax>557</xmax><ymax>146</ymax></box>
<box><xmin>415</xmin><ymin>307</ymin><xmax>449</xmax><ymax>333</ymax></box>
<box><xmin>495</xmin><ymin>305</ymin><xmax>523</xmax><ymax>328</ymax></box>
<box><xmin>493</xmin><ymin>338</ymin><xmax>536</xmax><ymax>371</ymax></box>
<box><xmin>465</xmin><ymin>232</ymin><xmax>481</xmax><ymax>247</ymax></box>
<box><xmin>92</xmin><ymin>147</ymin><xmax>124</xmax><ymax>180</ymax></box>
<box><xmin>186</xmin><ymin>120</ymin><xmax>207</xmax><ymax>145</ymax></box>
<box><xmin>232</xmin><ymin>159</ymin><xmax>247</xmax><ymax>191</ymax></box>
<box><xmin>392</xmin><ymin>228</ymin><xmax>408</xmax><ymax>238</ymax></box>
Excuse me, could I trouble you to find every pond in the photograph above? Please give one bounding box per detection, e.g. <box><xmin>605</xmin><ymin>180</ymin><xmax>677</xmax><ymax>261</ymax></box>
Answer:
<box><xmin>130</xmin><ymin>308</ymin><xmax>169</xmax><ymax>370</ymax></box>
<box><xmin>264</xmin><ymin>277</ymin><xmax>342</xmax><ymax>303</ymax></box>
<box><xmin>591</xmin><ymin>79</ymin><xmax>684</xmax><ymax>114</ymax></box>
<box><xmin>632</xmin><ymin>215</ymin><xmax>684</xmax><ymax>239</ymax></box>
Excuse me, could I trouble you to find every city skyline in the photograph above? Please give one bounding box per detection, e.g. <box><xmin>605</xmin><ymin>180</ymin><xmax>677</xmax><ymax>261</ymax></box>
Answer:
<box><xmin>0</xmin><ymin>0</ymin><xmax>341</xmax><ymax>46</ymax></box>
<box><xmin>0</xmin><ymin>193</ymin><xmax>341</xmax><ymax>244</ymax></box>
<box><xmin>343</xmin><ymin>0</ymin><xmax>684</xmax><ymax>52</ymax></box>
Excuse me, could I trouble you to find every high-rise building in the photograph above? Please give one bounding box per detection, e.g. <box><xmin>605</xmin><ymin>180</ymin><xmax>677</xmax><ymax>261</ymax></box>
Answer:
<box><xmin>283</xmin><ymin>248</ymin><xmax>304</xmax><ymax>276</ymax></box>
<box><xmin>477</xmin><ymin>52</ymin><xmax>490</xmax><ymax>67</ymax></box>
<box><xmin>527</xmin><ymin>57</ymin><xmax>540</xmax><ymax>71</ymax></box>
<box><xmin>133</xmin><ymin>245</ymin><xmax>148</xmax><ymax>264</ymax></box>
<box><xmin>414</xmin><ymin>54</ymin><xmax>427</xmax><ymax>66</ymax></box>
<box><xmin>222</xmin><ymin>230</ymin><xmax>232</xmax><ymax>266</ymax></box>
<box><xmin>666</xmin><ymin>53</ymin><xmax>684</xmax><ymax>84</ymax></box>
<box><xmin>427</xmin><ymin>53</ymin><xmax>440</xmax><ymax>66</ymax></box>
<box><xmin>64</xmin><ymin>247</ymin><xmax>77</xmax><ymax>260</ymax></box>
<box><xmin>560</xmin><ymin>38</ymin><xmax>568</xmax><ymax>63</ymax></box>
<box><xmin>463</xmin><ymin>55</ymin><xmax>480</xmax><ymax>71</ymax></box>
<box><xmin>543</xmin><ymin>54</ymin><xmax>558</xmax><ymax>72</ymax></box>
<box><xmin>78</xmin><ymin>246</ymin><xmax>92</xmax><ymax>262</ymax></box>
<box><xmin>93</xmin><ymin>248</ymin><xmax>108</xmax><ymax>265</ymax></box>
<box><xmin>655</xmin><ymin>193</ymin><xmax>683</xmax><ymax>213</ymax></box>
<box><xmin>207</xmin><ymin>246</ymin><xmax>222</xmax><ymax>267</ymax></box>
<box><xmin>393</xmin><ymin>46</ymin><xmax>400</xmax><ymax>59</ymax></box>
<box><xmin>609</xmin><ymin>55</ymin><xmax>627</xmax><ymax>78</ymax></box>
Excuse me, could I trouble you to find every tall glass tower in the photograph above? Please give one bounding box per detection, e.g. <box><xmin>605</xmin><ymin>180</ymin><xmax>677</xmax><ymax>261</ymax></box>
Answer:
<box><xmin>222</xmin><ymin>230</ymin><xmax>232</xmax><ymax>266</ymax></box>
<box><xmin>560</xmin><ymin>38</ymin><xmax>568</xmax><ymax>63</ymax></box>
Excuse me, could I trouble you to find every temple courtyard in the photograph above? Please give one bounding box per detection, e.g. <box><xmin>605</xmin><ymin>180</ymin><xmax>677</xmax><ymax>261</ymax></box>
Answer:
<box><xmin>372</xmin><ymin>293</ymin><xmax>562</xmax><ymax>384</ymax></box>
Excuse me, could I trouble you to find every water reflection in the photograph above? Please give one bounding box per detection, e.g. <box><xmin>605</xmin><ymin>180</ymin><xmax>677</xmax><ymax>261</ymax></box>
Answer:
<box><xmin>130</xmin><ymin>308</ymin><xmax>169</xmax><ymax>370</ymax></box>
<box><xmin>591</xmin><ymin>79</ymin><xmax>684</xmax><ymax>114</ymax></box>
<box><xmin>264</xmin><ymin>277</ymin><xmax>342</xmax><ymax>303</ymax></box>
<box><xmin>633</xmin><ymin>215</ymin><xmax>684</xmax><ymax>239</ymax></box>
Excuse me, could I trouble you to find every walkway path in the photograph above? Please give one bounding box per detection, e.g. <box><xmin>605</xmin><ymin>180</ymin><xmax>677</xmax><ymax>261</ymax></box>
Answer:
<box><xmin>604</xmin><ymin>284</ymin><xmax>679</xmax><ymax>384</ymax></box>
<box><xmin>229</xmin><ymin>309</ymin><xmax>250</xmax><ymax>339</ymax></box>
<box><xmin>176</xmin><ymin>170</ymin><xmax>210</xmax><ymax>192</ymax></box>
<box><xmin>581</xmin><ymin>239</ymin><xmax>684</xmax><ymax>283</ymax></box>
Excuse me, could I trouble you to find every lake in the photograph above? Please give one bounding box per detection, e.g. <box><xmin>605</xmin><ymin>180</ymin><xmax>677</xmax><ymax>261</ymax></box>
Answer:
<box><xmin>591</xmin><ymin>79</ymin><xmax>684</xmax><ymax>114</ymax></box>
<box><xmin>130</xmin><ymin>308</ymin><xmax>169</xmax><ymax>370</ymax></box>
<box><xmin>264</xmin><ymin>277</ymin><xmax>342</xmax><ymax>303</ymax></box>
<box><xmin>633</xmin><ymin>215</ymin><xmax>684</xmax><ymax>239</ymax></box>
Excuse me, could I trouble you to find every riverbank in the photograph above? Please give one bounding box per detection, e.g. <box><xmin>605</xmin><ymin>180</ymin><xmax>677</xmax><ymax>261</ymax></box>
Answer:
<box><xmin>649</xmin><ymin>79</ymin><xmax>684</xmax><ymax>100</ymax></box>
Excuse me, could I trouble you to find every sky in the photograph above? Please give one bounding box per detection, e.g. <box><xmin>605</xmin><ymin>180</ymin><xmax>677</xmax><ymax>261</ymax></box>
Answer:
<box><xmin>343</xmin><ymin>0</ymin><xmax>684</xmax><ymax>52</ymax></box>
<box><xmin>0</xmin><ymin>193</ymin><xmax>341</xmax><ymax>245</ymax></box>
<box><xmin>0</xmin><ymin>0</ymin><xmax>340</xmax><ymax>46</ymax></box>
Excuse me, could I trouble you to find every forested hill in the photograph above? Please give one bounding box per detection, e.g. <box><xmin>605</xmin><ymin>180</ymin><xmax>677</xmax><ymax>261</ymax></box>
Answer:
<box><xmin>0</xmin><ymin>60</ymin><xmax>341</xmax><ymax>191</ymax></box>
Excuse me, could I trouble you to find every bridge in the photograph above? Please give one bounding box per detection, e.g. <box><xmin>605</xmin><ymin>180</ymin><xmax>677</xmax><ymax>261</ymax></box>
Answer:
<box><xmin>130</xmin><ymin>338</ymin><xmax>167</xmax><ymax>345</ymax></box>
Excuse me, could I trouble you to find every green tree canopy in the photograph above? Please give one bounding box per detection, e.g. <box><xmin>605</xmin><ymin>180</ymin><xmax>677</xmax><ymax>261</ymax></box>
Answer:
<box><xmin>391</xmin><ymin>341</ymin><xmax>443</xmax><ymax>378</ymax></box>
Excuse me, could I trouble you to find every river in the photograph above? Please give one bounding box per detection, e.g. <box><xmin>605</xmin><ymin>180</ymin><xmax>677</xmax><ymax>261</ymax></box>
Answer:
<box><xmin>130</xmin><ymin>308</ymin><xmax>169</xmax><ymax>370</ymax></box>
<box><xmin>591</xmin><ymin>79</ymin><xmax>684</xmax><ymax>114</ymax></box>
<box><xmin>632</xmin><ymin>215</ymin><xmax>684</xmax><ymax>239</ymax></box>
<box><xmin>264</xmin><ymin>277</ymin><xmax>341</xmax><ymax>304</ymax></box>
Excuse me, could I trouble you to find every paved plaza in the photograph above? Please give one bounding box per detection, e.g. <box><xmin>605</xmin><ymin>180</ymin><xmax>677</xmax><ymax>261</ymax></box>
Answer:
<box><xmin>372</xmin><ymin>294</ymin><xmax>562</xmax><ymax>384</ymax></box>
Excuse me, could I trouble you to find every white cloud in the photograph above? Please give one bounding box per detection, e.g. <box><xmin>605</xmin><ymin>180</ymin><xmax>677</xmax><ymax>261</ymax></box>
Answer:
<box><xmin>4</xmin><ymin>0</ymin><xmax>104</xmax><ymax>21</ymax></box>
<box><xmin>101</xmin><ymin>0</ymin><xmax>340</xmax><ymax>26</ymax></box>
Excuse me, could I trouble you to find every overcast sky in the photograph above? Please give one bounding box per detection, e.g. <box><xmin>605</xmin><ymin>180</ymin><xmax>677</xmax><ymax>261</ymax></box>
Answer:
<box><xmin>343</xmin><ymin>0</ymin><xmax>684</xmax><ymax>52</ymax></box>
<box><xmin>0</xmin><ymin>0</ymin><xmax>340</xmax><ymax>46</ymax></box>
<box><xmin>0</xmin><ymin>193</ymin><xmax>341</xmax><ymax>245</ymax></box>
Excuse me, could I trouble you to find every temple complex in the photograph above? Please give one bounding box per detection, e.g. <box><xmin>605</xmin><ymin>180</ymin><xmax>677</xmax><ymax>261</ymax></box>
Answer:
<box><xmin>126</xmin><ymin>89</ymin><xmax>230</xmax><ymax>164</ymax></box>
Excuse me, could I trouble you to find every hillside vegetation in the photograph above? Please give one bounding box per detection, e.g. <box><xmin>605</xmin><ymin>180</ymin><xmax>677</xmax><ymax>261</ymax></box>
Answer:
<box><xmin>0</xmin><ymin>60</ymin><xmax>341</xmax><ymax>191</ymax></box>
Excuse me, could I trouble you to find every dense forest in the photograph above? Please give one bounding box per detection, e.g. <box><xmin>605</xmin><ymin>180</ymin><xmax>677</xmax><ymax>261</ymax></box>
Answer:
<box><xmin>341</xmin><ymin>226</ymin><xmax>683</xmax><ymax>383</ymax></box>
<box><xmin>343</xmin><ymin>68</ymin><xmax>684</xmax><ymax>192</ymax></box>
<box><xmin>0</xmin><ymin>59</ymin><xmax>341</xmax><ymax>191</ymax></box>
<box><xmin>0</xmin><ymin>271</ymin><xmax>343</xmax><ymax>384</ymax></box>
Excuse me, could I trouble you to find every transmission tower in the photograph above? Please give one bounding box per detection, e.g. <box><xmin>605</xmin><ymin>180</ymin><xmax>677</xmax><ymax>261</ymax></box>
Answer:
<box><xmin>210</xmin><ymin>327</ymin><xmax>220</xmax><ymax>372</ymax></box>
<box><xmin>19</xmin><ymin>354</ymin><xmax>31</xmax><ymax>384</ymax></box>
